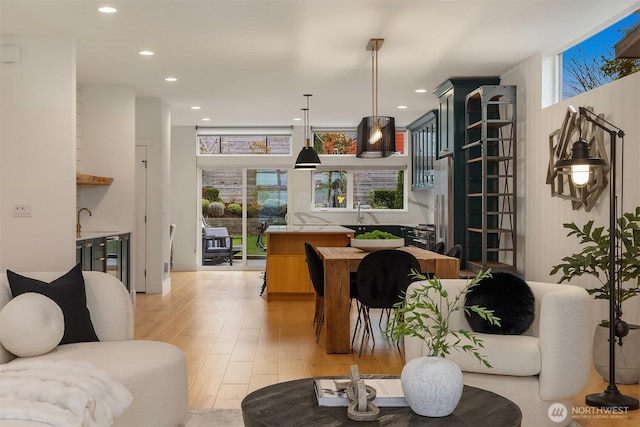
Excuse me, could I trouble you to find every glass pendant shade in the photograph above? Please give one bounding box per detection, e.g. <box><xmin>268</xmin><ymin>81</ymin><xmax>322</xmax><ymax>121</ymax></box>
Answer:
<box><xmin>571</xmin><ymin>164</ymin><xmax>590</xmax><ymax>186</ymax></box>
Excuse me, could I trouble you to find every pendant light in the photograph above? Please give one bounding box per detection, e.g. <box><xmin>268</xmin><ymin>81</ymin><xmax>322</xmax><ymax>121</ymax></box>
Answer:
<box><xmin>294</xmin><ymin>94</ymin><xmax>321</xmax><ymax>170</ymax></box>
<box><xmin>357</xmin><ymin>38</ymin><xmax>396</xmax><ymax>158</ymax></box>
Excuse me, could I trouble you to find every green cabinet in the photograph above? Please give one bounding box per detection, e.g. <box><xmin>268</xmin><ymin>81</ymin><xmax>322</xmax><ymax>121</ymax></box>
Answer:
<box><xmin>432</xmin><ymin>77</ymin><xmax>501</xmax><ymax>258</ymax></box>
<box><xmin>408</xmin><ymin>109</ymin><xmax>438</xmax><ymax>190</ymax></box>
<box><xmin>76</xmin><ymin>232</ymin><xmax>131</xmax><ymax>291</ymax></box>
<box><xmin>437</xmin><ymin>90</ymin><xmax>455</xmax><ymax>157</ymax></box>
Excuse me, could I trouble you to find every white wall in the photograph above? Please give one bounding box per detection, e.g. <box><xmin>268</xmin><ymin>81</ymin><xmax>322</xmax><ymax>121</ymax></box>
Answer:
<box><xmin>503</xmin><ymin>55</ymin><xmax>640</xmax><ymax>326</ymax></box>
<box><xmin>170</xmin><ymin>126</ymin><xmax>198</xmax><ymax>271</ymax></box>
<box><xmin>77</xmin><ymin>85</ymin><xmax>136</xmax><ymax>232</ymax></box>
<box><xmin>0</xmin><ymin>36</ymin><xmax>76</xmax><ymax>272</ymax></box>
<box><xmin>136</xmin><ymin>98</ymin><xmax>172</xmax><ymax>292</ymax></box>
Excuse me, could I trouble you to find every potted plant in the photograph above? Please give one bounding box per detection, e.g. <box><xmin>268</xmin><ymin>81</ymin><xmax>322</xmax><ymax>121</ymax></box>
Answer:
<box><xmin>550</xmin><ymin>206</ymin><xmax>640</xmax><ymax>384</ymax></box>
<box><xmin>384</xmin><ymin>269</ymin><xmax>500</xmax><ymax>416</ymax></box>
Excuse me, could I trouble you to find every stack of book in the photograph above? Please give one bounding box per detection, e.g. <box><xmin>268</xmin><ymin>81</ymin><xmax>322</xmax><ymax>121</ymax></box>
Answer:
<box><xmin>314</xmin><ymin>378</ymin><xmax>408</xmax><ymax>407</ymax></box>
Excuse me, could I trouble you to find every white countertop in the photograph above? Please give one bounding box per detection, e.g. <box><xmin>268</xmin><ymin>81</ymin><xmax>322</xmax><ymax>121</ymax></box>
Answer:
<box><xmin>266</xmin><ymin>225</ymin><xmax>355</xmax><ymax>233</ymax></box>
<box><xmin>76</xmin><ymin>231</ymin><xmax>130</xmax><ymax>240</ymax></box>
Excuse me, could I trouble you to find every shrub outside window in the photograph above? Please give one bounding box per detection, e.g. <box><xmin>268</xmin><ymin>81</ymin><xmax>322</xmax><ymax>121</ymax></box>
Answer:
<box><xmin>313</xmin><ymin>169</ymin><xmax>405</xmax><ymax>210</ymax></box>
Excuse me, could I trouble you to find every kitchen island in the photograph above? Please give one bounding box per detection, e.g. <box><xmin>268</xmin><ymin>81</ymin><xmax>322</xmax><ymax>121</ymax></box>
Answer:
<box><xmin>265</xmin><ymin>225</ymin><xmax>354</xmax><ymax>300</ymax></box>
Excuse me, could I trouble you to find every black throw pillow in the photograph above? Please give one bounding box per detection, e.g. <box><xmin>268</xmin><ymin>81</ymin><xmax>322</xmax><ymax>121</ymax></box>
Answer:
<box><xmin>464</xmin><ymin>272</ymin><xmax>535</xmax><ymax>335</ymax></box>
<box><xmin>7</xmin><ymin>263</ymin><xmax>99</xmax><ymax>344</ymax></box>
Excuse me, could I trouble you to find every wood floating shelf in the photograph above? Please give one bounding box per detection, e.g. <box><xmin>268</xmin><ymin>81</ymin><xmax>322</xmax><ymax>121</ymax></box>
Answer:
<box><xmin>76</xmin><ymin>173</ymin><xmax>114</xmax><ymax>185</ymax></box>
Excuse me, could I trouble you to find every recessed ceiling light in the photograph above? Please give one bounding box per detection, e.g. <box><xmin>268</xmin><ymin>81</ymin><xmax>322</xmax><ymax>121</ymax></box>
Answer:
<box><xmin>202</xmin><ymin>118</ymin><xmax>211</xmax><ymax>121</ymax></box>
<box><xmin>415</xmin><ymin>89</ymin><xmax>427</xmax><ymax>93</ymax></box>
<box><xmin>165</xmin><ymin>77</ymin><xmax>178</xmax><ymax>82</ymax></box>
<box><xmin>398</xmin><ymin>105</ymin><xmax>408</xmax><ymax>109</ymax></box>
<box><xmin>293</xmin><ymin>118</ymin><xmax>302</xmax><ymax>121</ymax></box>
<box><xmin>191</xmin><ymin>106</ymin><xmax>201</xmax><ymax>110</ymax></box>
<box><xmin>139</xmin><ymin>50</ymin><xmax>154</xmax><ymax>56</ymax></box>
<box><xmin>98</xmin><ymin>6</ymin><xmax>117</xmax><ymax>14</ymax></box>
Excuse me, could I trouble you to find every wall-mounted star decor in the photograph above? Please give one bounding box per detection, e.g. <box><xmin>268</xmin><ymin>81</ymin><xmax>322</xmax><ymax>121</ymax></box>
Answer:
<box><xmin>546</xmin><ymin>106</ymin><xmax>609</xmax><ymax>212</ymax></box>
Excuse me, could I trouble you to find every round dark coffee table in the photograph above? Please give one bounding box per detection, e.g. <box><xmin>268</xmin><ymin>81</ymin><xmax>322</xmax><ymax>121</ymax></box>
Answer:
<box><xmin>241</xmin><ymin>376</ymin><xmax>522</xmax><ymax>426</ymax></box>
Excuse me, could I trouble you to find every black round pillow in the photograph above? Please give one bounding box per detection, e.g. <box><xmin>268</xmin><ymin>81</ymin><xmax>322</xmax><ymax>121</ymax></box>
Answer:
<box><xmin>464</xmin><ymin>272</ymin><xmax>535</xmax><ymax>335</ymax></box>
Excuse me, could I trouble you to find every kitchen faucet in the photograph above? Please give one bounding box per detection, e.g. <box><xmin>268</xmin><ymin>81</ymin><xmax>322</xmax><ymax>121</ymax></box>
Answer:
<box><xmin>77</xmin><ymin>208</ymin><xmax>92</xmax><ymax>238</ymax></box>
<box><xmin>356</xmin><ymin>201</ymin><xmax>364</xmax><ymax>224</ymax></box>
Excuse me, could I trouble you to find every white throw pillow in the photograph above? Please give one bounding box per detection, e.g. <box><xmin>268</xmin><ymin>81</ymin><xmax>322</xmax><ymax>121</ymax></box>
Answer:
<box><xmin>0</xmin><ymin>292</ymin><xmax>64</xmax><ymax>357</ymax></box>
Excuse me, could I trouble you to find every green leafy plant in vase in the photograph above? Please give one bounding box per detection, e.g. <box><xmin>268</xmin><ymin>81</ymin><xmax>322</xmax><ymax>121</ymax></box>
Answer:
<box><xmin>384</xmin><ymin>269</ymin><xmax>500</xmax><ymax>416</ymax></box>
<box><xmin>550</xmin><ymin>206</ymin><xmax>640</xmax><ymax>384</ymax></box>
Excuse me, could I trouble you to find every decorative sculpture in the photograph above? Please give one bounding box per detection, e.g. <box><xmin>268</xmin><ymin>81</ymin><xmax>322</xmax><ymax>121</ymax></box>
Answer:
<box><xmin>346</xmin><ymin>365</ymin><xmax>380</xmax><ymax>421</ymax></box>
<box><xmin>546</xmin><ymin>106</ymin><xmax>609</xmax><ymax>211</ymax></box>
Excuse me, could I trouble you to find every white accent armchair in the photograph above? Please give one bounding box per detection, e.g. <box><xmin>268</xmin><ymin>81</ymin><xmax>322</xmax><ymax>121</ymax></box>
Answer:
<box><xmin>0</xmin><ymin>271</ymin><xmax>188</xmax><ymax>427</ymax></box>
<box><xmin>404</xmin><ymin>279</ymin><xmax>592</xmax><ymax>427</ymax></box>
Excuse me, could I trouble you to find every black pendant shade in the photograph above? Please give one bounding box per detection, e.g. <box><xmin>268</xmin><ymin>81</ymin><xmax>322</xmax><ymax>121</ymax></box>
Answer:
<box><xmin>294</xmin><ymin>93</ymin><xmax>321</xmax><ymax>170</ymax></box>
<box><xmin>357</xmin><ymin>116</ymin><xmax>395</xmax><ymax>158</ymax></box>
<box><xmin>357</xmin><ymin>39</ymin><xmax>395</xmax><ymax>158</ymax></box>
<box><xmin>554</xmin><ymin>138</ymin><xmax>607</xmax><ymax>168</ymax></box>
<box><xmin>294</xmin><ymin>146</ymin><xmax>321</xmax><ymax>170</ymax></box>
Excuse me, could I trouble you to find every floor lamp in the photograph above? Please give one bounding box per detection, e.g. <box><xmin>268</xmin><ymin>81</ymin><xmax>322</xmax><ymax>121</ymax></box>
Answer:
<box><xmin>555</xmin><ymin>106</ymin><xmax>639</xmax><ymax>410</ymax></box>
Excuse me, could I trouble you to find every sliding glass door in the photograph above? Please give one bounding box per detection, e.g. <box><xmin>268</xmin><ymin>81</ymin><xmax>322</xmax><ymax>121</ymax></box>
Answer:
<box><xmin>201</xmin><ymin>168</ymin><xmax>288</xmax><ymax>268</ymax></box>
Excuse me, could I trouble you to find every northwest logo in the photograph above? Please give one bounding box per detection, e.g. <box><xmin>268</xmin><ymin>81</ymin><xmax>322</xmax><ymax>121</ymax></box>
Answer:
<box><xmin>548</xmin><ymin>403</ymin><xmax>568</xmax><ymax>423</ymax></box>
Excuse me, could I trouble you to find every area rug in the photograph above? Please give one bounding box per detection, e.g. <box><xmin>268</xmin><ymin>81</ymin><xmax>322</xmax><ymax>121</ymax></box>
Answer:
<box><xmin>185</xmin><ymin>409</ymin><xmax>244</xmax><ymax>427</ymax></box>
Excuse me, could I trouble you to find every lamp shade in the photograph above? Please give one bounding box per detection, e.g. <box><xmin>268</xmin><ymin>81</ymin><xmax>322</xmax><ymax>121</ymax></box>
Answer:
<box><xmin>554</xmin><ymin>139</ymin><xmax>607</xmax><ymax>168</ymax></box>
<box><xmin>554</xmin><ymin>138</ymin><xmax>606</xmax><ymax>186</ymax></box>
<box><xmin>294</xmin><ymin>146</ymin><xmax>321</xmax><ymax>169</ymax></box>
<box><xmin>294</xmin><ymin>93</ymin><xmax>321</xmax><ymax>170</ymax></box>
<box><xmin>357</xmin><ymin>116</ymin><xmax>396</xmax><ymax>158</ymax></box>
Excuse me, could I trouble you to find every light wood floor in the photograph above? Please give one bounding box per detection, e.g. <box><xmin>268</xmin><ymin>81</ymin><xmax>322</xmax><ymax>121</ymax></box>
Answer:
<box><xmin>134</xmin><ymin>270</ymin><xmax>638</xmax><ymax>426</ymax></box>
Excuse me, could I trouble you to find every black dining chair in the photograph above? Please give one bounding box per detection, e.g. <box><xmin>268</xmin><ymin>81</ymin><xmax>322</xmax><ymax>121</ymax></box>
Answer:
<box><xmin>304</xmin><ymin>243</ymin><xmax>326</xmax><ymax>342</ymax></box>
<box><xmin>305</xmin><ymin>242</ymin><xmax>359</xmax><ymax>344</ymax></box>
<box><xmin>257</xmin><ymin>222</ymin><xmax>268</xmax><ymax>296</ymax></box>
<box><xmin>353</xmin><ymin>249</ymin><xmax>421</xmax><ymax>356</ymax></box>
<box><xmin>446</xmin><ymin>244</ymin><xmax>462</xmax><ymax>259</ymax></box>
<box><xmin>429</xmin><ymin>241</ymin><xmax>445</xmax><ymax>254</ymax></box>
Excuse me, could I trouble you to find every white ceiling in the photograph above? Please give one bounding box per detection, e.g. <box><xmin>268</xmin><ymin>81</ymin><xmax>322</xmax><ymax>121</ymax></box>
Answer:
<box><xmin>1</xmin><ymin>0</ymin><xmax>638</xmax><ymax>127</ymax></box>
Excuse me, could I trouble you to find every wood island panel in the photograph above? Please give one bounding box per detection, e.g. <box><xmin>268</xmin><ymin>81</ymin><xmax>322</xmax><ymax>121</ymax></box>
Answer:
<box><xmin>265</xmin><ymin>226</ymin><xmax>354</xmax><ymax>300</ymax></box>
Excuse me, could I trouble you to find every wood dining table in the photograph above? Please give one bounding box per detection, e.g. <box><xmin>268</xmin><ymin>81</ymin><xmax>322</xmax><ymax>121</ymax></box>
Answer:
<box><xmin>315</xmin><ymin>246</ymin><xmax>461</xmax><ymax>354</ymax></box>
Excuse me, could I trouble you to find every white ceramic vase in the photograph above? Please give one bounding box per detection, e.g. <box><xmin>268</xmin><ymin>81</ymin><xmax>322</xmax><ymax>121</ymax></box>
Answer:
<box><xmin>401</xmin><ymin>356</ymin><xmax>463</xmax><ymax>417</ymax></box>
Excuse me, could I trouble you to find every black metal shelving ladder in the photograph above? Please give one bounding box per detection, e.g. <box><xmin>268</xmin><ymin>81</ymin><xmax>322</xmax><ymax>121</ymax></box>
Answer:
<box><xmin>463</xmin><ymin>85</ymin><xmax>517</xmax><ymax>274</ymax></box>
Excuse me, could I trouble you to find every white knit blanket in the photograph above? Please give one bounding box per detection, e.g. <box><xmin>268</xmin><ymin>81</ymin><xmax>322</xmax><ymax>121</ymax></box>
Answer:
<box><xmin>0</xmin><ymin>359</ymin><xmax>133</xmax><ymax>427</ymax></box>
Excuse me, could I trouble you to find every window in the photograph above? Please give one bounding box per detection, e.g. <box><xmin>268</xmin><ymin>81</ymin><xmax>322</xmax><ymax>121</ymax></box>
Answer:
<box><xmin>198</xmin><ymin>128</ymin><xmax>292</xmax><ymax>155</ymax></box>
<box><xmin>313</xmin><ymin>169</ymin><xmax>405</xmax><ymax>210</ymax></box>
<box><xmin>313</xmin><ymin>129</ymin><xmax>406</xmax><ymax>155</ymax></box>
<box><xmin>561</xmin><ymin>9</ymin><xmax>639</xmax><ymax>100</ymax></box>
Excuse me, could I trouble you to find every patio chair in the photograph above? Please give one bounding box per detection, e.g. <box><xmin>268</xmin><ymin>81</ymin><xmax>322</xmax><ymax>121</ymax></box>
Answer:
<box><xmin>202</xmin><ymin>227</ymin><xmax>243</xmax><ymax>266</ymax></box>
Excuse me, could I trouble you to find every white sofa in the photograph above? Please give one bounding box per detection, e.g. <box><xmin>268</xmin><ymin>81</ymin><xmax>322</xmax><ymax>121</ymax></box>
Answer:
<box><xmin>0</xmin><ymin>271</ymin><xmax>189</xmax><ymax>427</ymax></box>
<box><xmin>404</xmin><ymin>279</ymin><xmax>592</xmax><ymax>427</ymax></box>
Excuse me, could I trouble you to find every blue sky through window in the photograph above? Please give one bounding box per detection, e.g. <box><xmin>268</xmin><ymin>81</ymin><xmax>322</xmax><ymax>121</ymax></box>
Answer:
<box><xmin>562</xmin><ymin>10</ymin><xmax>639</xmax><ymax>100</ymax></box>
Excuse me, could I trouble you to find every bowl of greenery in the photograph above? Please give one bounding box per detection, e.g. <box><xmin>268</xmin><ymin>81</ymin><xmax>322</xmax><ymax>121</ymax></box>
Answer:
<box><xmin>350</xmin><ymin>230</ymin><xmax>405</xmax><ymax>251</ymax></box>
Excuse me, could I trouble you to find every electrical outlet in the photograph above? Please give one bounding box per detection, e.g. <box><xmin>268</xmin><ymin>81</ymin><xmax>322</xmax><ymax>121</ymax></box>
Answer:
<box><xmin>13</xmin><ymin>204</ymin><xmax>31</xmax><ymax>217</ymax></box>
